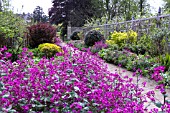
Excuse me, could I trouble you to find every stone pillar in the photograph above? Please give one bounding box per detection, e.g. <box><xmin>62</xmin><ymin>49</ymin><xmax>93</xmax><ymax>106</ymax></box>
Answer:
<box><xmin>67</xmin><ymin>21</ymin><xmax>71</xmax><ymax>40</ymax></box>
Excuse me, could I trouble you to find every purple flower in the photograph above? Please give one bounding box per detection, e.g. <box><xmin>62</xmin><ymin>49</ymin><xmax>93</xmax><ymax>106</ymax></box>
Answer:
<box><xmin>0</xmin><ymin>45</ymin><xmax>167</xmax><ymax>112</ymax></box>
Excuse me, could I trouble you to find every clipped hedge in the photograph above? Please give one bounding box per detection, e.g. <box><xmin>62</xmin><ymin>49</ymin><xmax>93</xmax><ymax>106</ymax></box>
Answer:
<box><xmin>84</xmin><ymin>30</ymin><xmax>104</xmax><ymax>46</ymax></box>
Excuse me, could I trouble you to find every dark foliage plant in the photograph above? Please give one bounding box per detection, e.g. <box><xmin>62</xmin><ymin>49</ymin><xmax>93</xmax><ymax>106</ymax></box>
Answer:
<box><xmin>70</xmin><ymin>32</ymin><xmax>80</xmax><ymax>40</ymax></box>
<box><xmin>27</xmin><ymin>23</ymin><xmax>56</xmax><ymax>48</ymax></box>
<box><xmin>84</xmin><ymin>30</ymin><xmax>105</xmax><ymax>46</ymax></box>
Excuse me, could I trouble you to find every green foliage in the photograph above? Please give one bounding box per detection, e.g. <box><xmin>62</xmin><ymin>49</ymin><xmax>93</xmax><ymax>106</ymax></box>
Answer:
<box><xmin>33</xmin><ymin>6</ymin><xmax>48</xmax><ymax>23</ymax></box>
<box><xmin>99</xmin><ymin>47</ymin><xmax>154</xmax><ymax>73</ymax></box>
<box><xmin>38</xmin><ymin>43</ymin><xmax>62</xmax><ymax>58</ymax></box>
<box><xmin>7</xmin><ymin>47</ymin><xmax>23</xmax><ymax>62</ymax></box>
<box><xmin>106</xmin><ymin>30</ymin><xmax>137</xmax><ymax>46</ymax></box>
<box><xmin>121</xmin><ymin>35</ymin><xmax>153</xmax><ymax>55</ymax></box>
<box><xmin>84</xmin><ymin>0</ymin><xmax>151</xmax><ymax>25</ymax></box>
<box><xmin>163</xmin><ymin>0</ymin><xmax>170</xmax><ymax>13</ymax></box>
<box><xmin>159</xmin><ymin>53</ymin><xmax>170</xmax><ymax>71</ymax></box>
<box><xmin>28</xmin><ymin>23</ymin><xmax>56</xmax><ymax>48</ymax></box>
<box><xmin>70</xmin><ymin>31</ymin><xmax>80</xmax><ymax>40</ymax></box>
<box><xmin>98</xmin><ymin>48</ymin><xmax>121</xmax><ymax>64</ymax></box>
<box><xmin>84</xmin><ymin>30</ymin><xmax>104</xmax><ymax>46</ymax></box>
<box><xmin>70</xmin><ymin>40</ymin><xmax>89</xmax><ymax>51</ymax></box>
<box><xmin>84</xmin><ymin>17</ymin><xmax>115</xmax><ymax>27</ymax></box>
<box><xmin>0</xmin><ymin>11</ymin><xmax>26</xmax><ymax>47</ymax></box>
<box><xmin>29</xmin><ymin>48</ymin><xmax>42</xmax><ymax>58</ymax></box>
<box><xmin>0</xmin><ymin>9</ymin><xmax>27</xmax><ymax>61</ymax></box>
<box><xmin>98</xmin><ymin>44</ymin><xmax>119</xmax><ymax>61</ymax></box>
<box><xmin>150</xmin><ymin>27</ymin><xmax>170</xmax><ymax>55</ymax></box>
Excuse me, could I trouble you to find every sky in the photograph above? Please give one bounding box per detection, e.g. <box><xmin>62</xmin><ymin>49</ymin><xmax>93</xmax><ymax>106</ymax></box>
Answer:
<box><xmin>148</xmin><ymin>0</ymin><xmax>165</xmax><ymax>13</ymax></box>
<box><xmin>10</xmin><ymin>0</ymin><xmax>165</xmax><ymax>15</ymax></box>
<box><xmin>10</xmin><ymin>0</ymin><xmax>53</xmax><ymax>15</ymax></box>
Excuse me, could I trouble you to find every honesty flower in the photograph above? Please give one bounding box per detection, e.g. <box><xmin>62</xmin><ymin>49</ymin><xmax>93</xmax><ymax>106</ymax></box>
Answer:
<box><xmin>0</xmin><ymin>45</ymin><xmax>166</xmax><ymax>112</ymax></box>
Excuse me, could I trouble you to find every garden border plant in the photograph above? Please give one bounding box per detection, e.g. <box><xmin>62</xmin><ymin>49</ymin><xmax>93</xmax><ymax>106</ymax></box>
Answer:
<box><xmin>1</xmin><ymin>45</ymin><xmax>170</xmax><ymax>112</ymax></box>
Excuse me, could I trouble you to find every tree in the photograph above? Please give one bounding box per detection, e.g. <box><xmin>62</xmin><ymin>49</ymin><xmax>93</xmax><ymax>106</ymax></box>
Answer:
<box><xmin>163</xmin><ymin>0</ymin><xmax>170</xmax><ymax>13</ymax></box>
<box><xmin>0</xmin><ymin>0</ymin><xmax>9</xmax><ymax>12</ymax></box>
<box><xmin>33</xmin><ymin>6</ymin><xmax>48</xmax><ymax>23</ymax></box>
<box><xmin>103</xmin><ymin>0</ymin><xmax>150</xmax><ymax>21</ymax></box>
<box><xmin>138</xmin><ymin>0</ymin><xmax>150</xmax><ymax>16</ymax></box>
<box><xmin>0</xmin><ymin>0</ymin><xmax>2</xmax><ymax>11</ymax></box>
<box><xmin>49</xmin><ymin>0</ymin><xmax>104</xmax><ymax>38</ymax></box>
<box><xmin>0</xmin><ymin>11</ymin><xmax>26</xmax><ymax>46</ymax></box>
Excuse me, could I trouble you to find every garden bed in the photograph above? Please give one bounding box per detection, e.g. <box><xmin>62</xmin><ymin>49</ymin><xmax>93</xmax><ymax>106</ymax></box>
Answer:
<box><xmin>1</xmin><ymin>44</ymin><xmax>170</xmax><ymax>112</ymax></box>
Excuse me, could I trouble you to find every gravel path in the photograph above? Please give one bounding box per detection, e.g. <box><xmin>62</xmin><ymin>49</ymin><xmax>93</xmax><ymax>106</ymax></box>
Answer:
<box><xmin>107</xmin><ymin>63</ymin><xmax>170</xmax><ymax>112</ymax></box>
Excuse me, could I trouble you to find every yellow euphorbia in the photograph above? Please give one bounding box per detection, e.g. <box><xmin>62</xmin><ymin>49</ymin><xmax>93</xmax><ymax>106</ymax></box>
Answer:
<box><xmin>106</xmin><ymin>30</ymin><xmax>137</xmax><ymax>46</ymax></box>
<box><xmin>38</xmin><ymin>43</ymin><xmax>63</xmax><ymax>58</ymax></box>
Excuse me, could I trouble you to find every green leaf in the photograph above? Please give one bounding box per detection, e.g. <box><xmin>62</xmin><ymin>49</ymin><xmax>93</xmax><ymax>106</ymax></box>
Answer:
<box><xmin>163</xmin><ymin>94</ymin><xmax>168</xmax><ymax>98</ymax></box>
<box><xmin>154</xmin><ymin>102</ymin><xmax>163</xmax><ymax>108</ymax></box>
<box><xmin>74</xmin><ymin>86</ymin><xmax>80</xmax><ymax>91</ymax></box>
<box><xmin>1</xmin><ymin>73</ymin><xmax>7</xmax><ymax>76</ymax></box>
<box><xmin>0</xmin><ymin>82</ymin><xmax>3</xmax><ymax>88</ymax></box>
<box><xmin>44</xmin><ymin>97</ymin><xmax>51</xmax><ymax>102</ymax></box>
<box><xmin>67</xmin><ymin>69</ymin><xmax>73</xmax><ymax>73</ymax></box>
<box><xmin>165</xmin><ymin>100</ymin><xmax>170</xmax><ymax>103</ymax></box>
<box><xmin>37</xmin><ymin>105</ymin><xmax>45</xmax><ymax>108</ymax></box>
<box><xmin>2</xmin><ymin>93</ymin><xmax>10</xmax><ymax>98</ymax></box>
<box><xmin>8</xmin><ymin>109</ymin><xmax>17</xmax><ymax>113</ymax></box>
<box><xmin>69</xmin><ymin>91</ymin><xmax>78</xmax><ymax>98</ymax></box>
<box><xmin>83</xmin><ymin>107</ymin><xmax>89</xmax><ymax>110</ymax></box>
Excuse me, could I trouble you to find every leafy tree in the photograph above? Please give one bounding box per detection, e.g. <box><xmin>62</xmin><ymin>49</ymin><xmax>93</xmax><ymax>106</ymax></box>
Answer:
<box><xmin>139</xmin><ymin>0</ymin><xmax>150</xmax><ymax>16</ymax></box>
<box><xmin>0</xmin><ymin>0</ymin><xmax>27</xmax><ymax>61</ymax></box>
<box><xmin>49</xmin><ymin>0</ymin><xmax>104</xmax><ymax>38</ymax></box>
<box><xmin>33</xmin><ymin>6</ymin><xmax>48</xmax><ymax>23</ymax></box>
<box><xmin>0</xmin><ymin>0</ymin><xmax>2</xmax><ymax>11</ymax></box>
<box><xmin>41</xmin><ymin>15</ymin><xmax>48</xmax><ymax>22</ymax></box>
<box><xmin>103</xmin><ymin>0</ymin><xmax>150</xmax><ymax>21</ymax></box>
<box><xmin>0</xmin><ymin>0</ymin><xmax>9</xmax><ymax>12</ymax></box>
<box><xmin>0</xmin><ymin>11</ymin><xmax>26</xmax><ymax>47</ymax></box>
<box><xmin>163</xmin><ymin>0</ymin><xmax>170</xmax><ymax>13</ymax></box>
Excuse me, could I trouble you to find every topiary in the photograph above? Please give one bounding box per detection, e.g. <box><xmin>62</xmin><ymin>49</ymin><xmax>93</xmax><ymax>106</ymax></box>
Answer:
<box><xmin>38</xmin><ymin>43</ymin><xmax>62</xmax><ymax>58</ymax></box>
<box><xmin>84</xmin><ymin>30</ymin><xmax>104</xmax><ymax>46</ymax></box>
<box><xmin>27</xmin><ymin>23</ymin><xmax>56</xmax><ymax>48</ymax></box>
<box><xmin>70</xmin><ymin>31</ymin><xmax>80</xmax><ymax>40</ymax></box>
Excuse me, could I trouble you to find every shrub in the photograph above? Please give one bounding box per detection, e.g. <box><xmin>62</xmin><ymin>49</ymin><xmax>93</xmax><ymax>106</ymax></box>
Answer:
<box><xmin>7</xmin><ymin>47</ymin><xmax>23</xmax><ymax>62</ymax></box>
<box><xmin>38</xmin><ymin>43</ymin><xmax>62</xmax><ymax>58</ymax></box>
<box><xmin>70</xmin><ymin>31</ymin><xmax>80</xmax><ymax>40</ymax></box>
<box><xmin>29</xmin><ymin>48</ymin><xmax>42</xmax><ymax>58</ymax></box>
<box><xmin>84</xmin><ymin>30</ymin><xmax>104</xmax><ymax>46</ymax></box>
<box><xmin>106</xmin><ymin>30</ymin><xmax>137</xmax><ymax>46</ymax></box>
<box><xmin>27</xmin><ymin>23</ymin><xmax>56</xmax><ymax>48</ymax></box>
<box><xmin>127</xmin><ymin>30</ymin><xmax>138</xmax><ymax>43</ymax></box>
<box><xmin>0</xmin><ymin>11</ymin><xmax>26</xmax><ymax>48</ymax></box>
<box><xmin>150</xmin><ymin>27</ymin><xmax>170</xmax><ymax>55</ymax></box>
